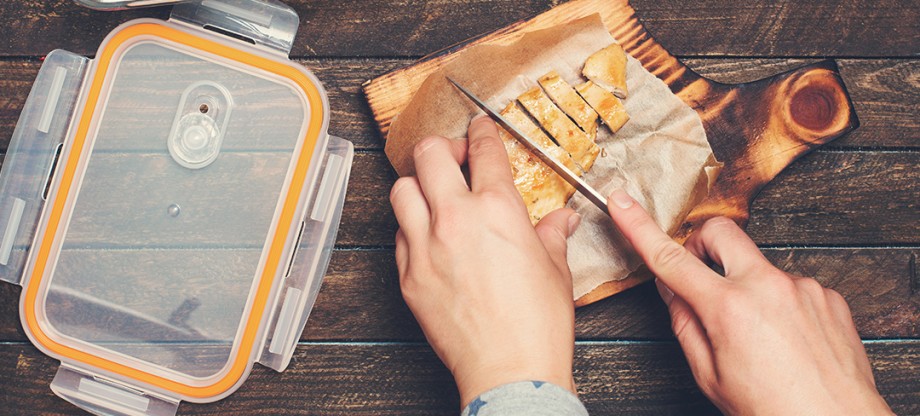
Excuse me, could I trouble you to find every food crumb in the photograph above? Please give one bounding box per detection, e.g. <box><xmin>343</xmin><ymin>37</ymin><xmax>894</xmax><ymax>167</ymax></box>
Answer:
<box><xmin>16</xmin><ymin>353</ymin><xmax>30</xmax><ymax>375</ymax></box>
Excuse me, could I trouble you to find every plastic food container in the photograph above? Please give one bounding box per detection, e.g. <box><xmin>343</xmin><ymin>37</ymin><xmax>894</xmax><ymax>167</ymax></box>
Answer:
<box><xmin>0</xmin><ymin>1</ymin><xmax>354</xmax><ymax>415</ymax></box>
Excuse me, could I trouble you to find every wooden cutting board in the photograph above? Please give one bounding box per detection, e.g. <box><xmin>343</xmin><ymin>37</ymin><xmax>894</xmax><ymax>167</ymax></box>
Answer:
<box><xmin>363</xmin><ymin>0</ymin><xmax>859</xmax><ymax>306</ymax></box>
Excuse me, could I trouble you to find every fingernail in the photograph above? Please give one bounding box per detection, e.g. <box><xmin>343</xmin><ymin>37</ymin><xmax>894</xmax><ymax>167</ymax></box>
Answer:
<box><xmin>567</xmin><ymin>213</ymin><xmax>582</xmax><ymax>236</ymax></box>
<box><xmin>609</xmin><ymin>189</ymin><xmax>634</xmax><ymax>209</ymax></box>
<box><xmin>655</xmin><ymin>278</ymin><xmax>674</xmax><ymax>306</ymax></box>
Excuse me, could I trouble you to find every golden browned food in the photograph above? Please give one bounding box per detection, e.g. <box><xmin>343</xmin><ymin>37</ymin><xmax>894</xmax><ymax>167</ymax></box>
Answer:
<box><xmin>497</xmin><ymin>102</ymin><xmax>576</xmax><ymax>224</ymax></box>
<box><xmin>516</xmin><ymin>87</ymin><xmax>600</xmax><ymax>171</ymax></box>
<box><xmin>500</xmin><ymin>101</ymin><xmax>563</xmax><ymax>153</ymax></box>
<box><xmin>538</xmin><ymin>70</ymin><xmax>599</xmax><ymax>141</ymax></box>
<box><xmin>500</xmin><ymin>101</ymin><xmax>583</xmax><ymax>174</ymax></box>
<box><xmin>576</xmin><ymin>81</ymin><xmax>630</xmax><ymax>133</ymax></box>
<box><xmin>487</xmin><ymin>42</ymin><xmax>632</xmax><ymax>224</ymax></box>
<box><xmin>582</xmin><ymin>43</ymin><xmax>628</xmax><ymax>99</ymax></box>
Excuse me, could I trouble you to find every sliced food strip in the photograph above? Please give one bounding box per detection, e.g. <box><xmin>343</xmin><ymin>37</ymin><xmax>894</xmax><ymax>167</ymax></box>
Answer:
<box><xmin>583</xmin><ymin>43</ymin><xmax>628</xmax><ymax>99</ymax></box>
<box><xmin>538</xmin><ymin>70</ymin><xmax>599</xmax><ymax>141</ymax></box>
<box><xmin>498</xmin><ymin>102</ymin><xmax>576</xmax><ymax>224</ymax></box>
<box><xmin>576</xmin><ymin>81</ymin><xmax>630</xmax><ymax>133</ymax></box>
<box><xmin>500</xmin><ymin>102</ymin><xmax>583</xmax><ymax>173</ymax></box>
<box><xmin>517</xmin><ymin>87</ymin><xmax>600</xmax><ymax>171</ymax></box>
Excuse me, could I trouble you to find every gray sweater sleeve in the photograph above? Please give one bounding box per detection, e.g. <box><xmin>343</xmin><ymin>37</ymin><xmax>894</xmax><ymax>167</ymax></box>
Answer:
<box><xmin>460</xmin><ymin>381</ymin><xmax>589</xmax><ymax>416</ymax></box>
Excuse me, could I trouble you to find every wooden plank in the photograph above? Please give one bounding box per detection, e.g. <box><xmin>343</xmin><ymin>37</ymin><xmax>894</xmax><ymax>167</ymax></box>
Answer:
<box><xmin>313</xmin><ymin>248</ymin><xmax>920</xmax><ymax>341</ymax></box>
<box><xmin>0</xmin><ymin>1</ymin><xmax>917</xmax><ymax>58</ymax></box>
<box><xmin>0</xmin><ymin>248</ymin><xmax>916</xmax><ymax>342</ymax></box>
<box><xmin>627</xmin><ymin>0</ymin><xmax>920</xmax><ymax>58</ymax></box>
<box><xmin>331</xmin><ymin>151</ymin><xmax>920</xmax><ymax>247</ymax></box>
<box><xmin>0</xmin><ymin>59</ymin><xmax>915</xmax><ymax>152</ymax></box>
<box><xmin>746</xmin><ymin>151</ymin><xmax>920</xmax><ymax>245</ymax></box>
<box><xmin>0</xmin><ymin>341</ymin><xmax>916</xmax><ymax>414</ymax></box>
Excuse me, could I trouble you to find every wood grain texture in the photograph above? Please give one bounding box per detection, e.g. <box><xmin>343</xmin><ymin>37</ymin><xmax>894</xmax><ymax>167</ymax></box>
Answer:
<box><xmin>1</xmin><ymin>0</ymin><xmax>917</xmax><ymax>58</ymax></box>
<box><xmin>0</xmin><ymin>341</ymin><xmax>917</xmax><ymax>415</ymax></box>
<box><xmin>0</xmin><ymin>0</ymin><xmax>916</xmax><ymax>412</ymax></box>
<box><xmin>747</xmin><ymin>151</ymin><xmax>920</xmax><ymax>244</ymax></box>
<box><xmin>331</xmin><ymin>151</ymin><xmax>919</xmax><ymax>247</ymax></box>
<box><xmin>0</xmin><ymin>59</ymin><xmax>915</xmax><ymax>152</ymax></box>
<box><xmin>0</xmin><ymin>247</ymin><xmax>916</xmax><ymax>343</ymax></box>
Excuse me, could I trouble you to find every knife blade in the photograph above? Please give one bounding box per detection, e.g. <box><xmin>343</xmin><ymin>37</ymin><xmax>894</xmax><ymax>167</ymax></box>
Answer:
<box><xmin>448</xmin><ymin>78</ymin><xmax>609</xmax><ymax>213</ymax></box>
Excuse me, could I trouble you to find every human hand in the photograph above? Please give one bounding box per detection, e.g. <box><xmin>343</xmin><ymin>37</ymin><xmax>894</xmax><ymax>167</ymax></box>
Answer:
<box><xmin>390</xmin><ymin>116</ymin><xmax>580</xmax><ymax>408</ymax></box>
<box><xmin>606</xmin><ymin>189</ymin><xmax>892</xmax><ymax>415</ymax></box>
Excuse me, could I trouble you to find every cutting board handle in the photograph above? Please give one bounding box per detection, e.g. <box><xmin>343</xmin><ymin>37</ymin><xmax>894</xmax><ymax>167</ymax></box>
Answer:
<box><xmin>676</xmin><ymin>60</ymin><xmax>860</xmax><ymax>239</ymax></box>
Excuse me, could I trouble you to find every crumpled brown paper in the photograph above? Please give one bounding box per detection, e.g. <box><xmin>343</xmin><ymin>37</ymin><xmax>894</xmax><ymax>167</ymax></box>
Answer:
<box><xmin>385</xmin><ymin>14</ymin><xmax>721</xmax><ymax>299</ymax></box>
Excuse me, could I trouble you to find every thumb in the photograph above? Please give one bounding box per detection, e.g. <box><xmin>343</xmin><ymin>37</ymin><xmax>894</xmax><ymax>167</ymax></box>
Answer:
<box><xmin>534</xmin><ymin>208</ymin><xmax>580</xmax><ymax>273</ymax></box>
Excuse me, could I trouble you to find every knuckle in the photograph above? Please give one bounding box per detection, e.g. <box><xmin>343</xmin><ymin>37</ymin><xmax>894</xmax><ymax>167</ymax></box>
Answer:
<box><xmin>651</xmin><ymin>241</ymin><xmax>689</xmax><ymax>270</ymax></box>
<box><xmin>670</xmin><ymin>309</ymin><xmax>695</xmax><ymax>339</ymax></box>
<box><xmin>701</xmin><ymin>216</ymin><xmax>737</xmax><ymax>232</ymax></box>
<box><xmin>693</xmin><ymin>372</ymin><xmax>720</xmax><ymax>398</ymax></box>
<box><xmin>824</xmin><ymin>287</ymin><xmax>844</xmax><ymax>301</ymax></box>
<box><xmin>761</xmin><ymin>276</ymin><xmax>797</xmax><ymax>300</ymax></box>
<box><xmin>399</xmin><ymin>274</ymin><xmax>419</xmax><ymax>302</ymax></box>
<box><xmin>413</xmin><ymin>135</ymin><xmax>447</xmax><ymax>159</ymax></box>
<box><xmin>467</xmin><ymin>133</ymin><xmax>504</xmax><ymax>156</ymax></box>
<box><xmin>794</xmin><ymin>277</ymin><xmax>826</xmax><ymax>296</ymax></box>
<box><xmin>394</xmin><ymin>230</ymin><xmax>408</xmax><ymax>251</ymax></box>
<box><xmin>825</xmin><ymin>288</ymin><xmax>849</xmax><ymax>309</ymax></box>
<box><xmin>389</xmin><ymin>177</ymin><xmax>415</xmax><ymax>203</ymax></box>
<box><xmin>431</xmin><ymin>206</ymin><xmax>464</xmax><ymax>240</ymax></box>
<box><xmin>535</xmin><ymin>218</ymin><xmax>568</xmax><ymax>246</ymax></box>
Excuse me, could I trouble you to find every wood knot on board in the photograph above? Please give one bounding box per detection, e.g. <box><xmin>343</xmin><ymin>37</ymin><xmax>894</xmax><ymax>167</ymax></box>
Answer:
<box><xmin>781</xmin><ymin>68</ymin><xmax>852</xmax><ymax>140</ymax></box>
<box><xmin>790</xmin><ymin>85</ymin><xmax>838</xmax><ymax>131</ymax></box>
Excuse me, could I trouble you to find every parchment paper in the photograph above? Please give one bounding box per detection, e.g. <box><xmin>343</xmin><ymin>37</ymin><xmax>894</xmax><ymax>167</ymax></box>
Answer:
<box><xmin>385</xmin><ymin>15</ymin><xmax>722</xmax><ymax>299</ymax></box>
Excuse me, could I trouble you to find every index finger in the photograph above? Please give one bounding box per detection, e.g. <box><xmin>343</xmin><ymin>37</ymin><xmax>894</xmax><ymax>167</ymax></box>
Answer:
<box><xmin>607</xmin><ymin>189</ymin><xmax>724</xmax><ymax>309</ymax></box>
<box><xmin>466</xmin><ymin>115</ymin><xmax>515</xmax><ymax>193</ymax></box>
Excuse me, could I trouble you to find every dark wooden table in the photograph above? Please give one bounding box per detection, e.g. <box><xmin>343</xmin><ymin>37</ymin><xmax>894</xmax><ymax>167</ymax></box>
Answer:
<box><xmin>0</xmin><ymin>1</ymin><xmax>918</xmax><ymax>414</ymax></box>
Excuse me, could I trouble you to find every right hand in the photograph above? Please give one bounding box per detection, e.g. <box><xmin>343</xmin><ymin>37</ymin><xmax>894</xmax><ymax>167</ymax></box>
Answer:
<box><xmin>606</xmin><ymin>189</ymin><xmax>893</xmax><ymax>415</ymax></box>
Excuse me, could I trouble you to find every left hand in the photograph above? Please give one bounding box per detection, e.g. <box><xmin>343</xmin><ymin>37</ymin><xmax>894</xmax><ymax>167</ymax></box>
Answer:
<box><xmin>390</xmin><ymin>115</ymin><xmax>581</xmax><ymax>408</ymax></box>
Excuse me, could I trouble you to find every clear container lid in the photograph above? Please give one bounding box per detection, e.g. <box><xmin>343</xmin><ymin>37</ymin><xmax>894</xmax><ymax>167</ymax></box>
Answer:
<box><xmin>0</xmin><ymin>1</ymin><xmax>353</xmax><ymax>414</ymax></box>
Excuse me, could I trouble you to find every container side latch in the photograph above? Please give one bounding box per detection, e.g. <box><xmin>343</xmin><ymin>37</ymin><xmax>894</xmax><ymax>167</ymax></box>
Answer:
<box><xmin>0</xmin><ymin>50</ymin><xmax>88</xmax><ymax>285</ymax></box>
<box><xmin>170</xmin><ymin>0</ymin><xmax>300</xmax><ymax>55</ymax></box>
<box><xmin>258</xmin><ymin>135</ymin><xmax>354</xmax><ymax>371</ymax></box>
<box><xmin>51</xmin><ymin>364</ymin><xmax>180</xmax><ymax>416</ymax></box>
